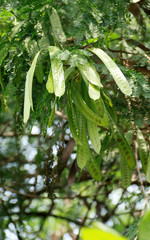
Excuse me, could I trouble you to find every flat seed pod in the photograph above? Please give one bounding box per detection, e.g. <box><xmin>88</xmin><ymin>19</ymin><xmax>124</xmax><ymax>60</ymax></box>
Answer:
<box><xmin>24</xmin><ymin>51</ymin><xmax>41</xmax><ymax>123</ymax></box>
<box><xmin>120</xmin><ymin>156</ymin><xmax>131</xmax><ymax>188</ymax></box>
<box><xmin>125</xmin><ymin>130</ymin><xmax>134</xmax><ymax>145</ymax></box>
<box><xmin>64</xmin><ymin>67</ymin><xmax>75</xmax><ymax>81</ymax></box>
<box><xmin>35</xmin><ymin>60</ymin><xmax>44</xmax><ymax>84</ymax></box>
<box><xmin>67</xmin><ymin>89</ymin><xmax>82</xmax><ymax>145</ymax></box>
<box><xmin>77</xmin><ymin>54</ymin><xmax>103</xmax><ymax>88</ymax></box>
<box><xmin>46</xmin><ymin>68</ymin><xmax>54</xmax><ymax>93</ymax></box>
<box><xmin>101</xmin><ymin>90</ymin><xmax>113</xmax><ymax>107</ymax></box>
<box><xmin>101</xmin><ymin>91</ymin><xmax>117</xmax><ymax>122</ymax></box>
<box><xmin>87</xmin><ymin>119</ymin><xmax>101</xmax><ymax>153</ymax></box>
<box><xmin>106</xmin><ymin>109</ymin><xmax>135</xmax><ymax>169</ymax></box>
<box><xmin>82</xmin><ymin>84</ymin><xmax>101</xmax><ymax>153</ymax></box>
<box><xmin>48</xmin><ymin>46</ymin><xmax>65</xmax><ymax>97</ymax></box>
<box><xmin>86</xmin><ymin>153</ymin><xmax>102</xmax><ymax>181</ymax></box>
<box><xmin>137</xmin><ymin>128</ymin><xmax>149</xmax><ymax>173</ymax></box>
<box><xmin>94</xmin><ymin>98</ymin><xmax>109</xmax><ymax>125</ymax></box>
<box><xmin>77</xmin><ymin>113</ymin><xmax>89</xmax><ymax>169</ymax></box>
<box><xmin>71</xmin><ymin>82</ymin><xmax>108</xmax><ymax>128</ymax></box>
<box><xmin>49</xmin><ymin>8</ymin><xmax>66</xmax><ymax>43</ymax></box>
<box><xmin>88</xmin><ymin>83</ymin><xmax>100</xmax><ymax>100</ymax></box>
<box><xmin>146</xmin><ymin>154</ymin><xmax>150</xmax><ymax>183</ymax></box>
<box><xmin>89</xmin><ymin>48</ymin><xmax>132</xmax><ymax>96</ymax></box>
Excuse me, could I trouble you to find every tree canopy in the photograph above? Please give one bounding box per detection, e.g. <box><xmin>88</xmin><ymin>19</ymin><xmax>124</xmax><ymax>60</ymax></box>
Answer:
<box><xmin>0</xmin><ymin>0</ymin><xmax>150</xmax><ymax>240</ymax></box>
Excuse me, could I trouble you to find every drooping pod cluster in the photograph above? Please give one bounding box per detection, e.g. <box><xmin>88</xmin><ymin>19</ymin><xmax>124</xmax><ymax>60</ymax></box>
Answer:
<box><xmin>24</xmin><ymin>8</ymin><xmax>150</xmax><ymax>184</ymax></box>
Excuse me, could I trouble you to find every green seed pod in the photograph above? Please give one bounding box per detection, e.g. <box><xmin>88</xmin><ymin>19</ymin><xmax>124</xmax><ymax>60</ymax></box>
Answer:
<box><xmin>107</xmin><ymin>111</ymin><xmax>135</xmax><ymax>170</ymax></box>
<box><xmin>49</xmin><ymin>8</ymin><xmax>66</xmax><ymax>43</ymax></box>
<box><xmin>67</xmin><ymin>89</ymin><xmax>82</xmax><ymax>145</ymax></box>
<box><xmin>146</xmin><ymin>154</ymin><xmax>150</xmax><ymax>183</ymax></box>
<box><xmin>87</xmin><ymin>119</ymin><xmax>101</xmax><ymax>153</ymax></box>
<box><xmin>120</xmin><ymin>156</ymin><xmax>131</xmax><ymax>188</ymax></box>
<box><xmin>137</xmin><ymin>128</ymin><xmax>149</xmax><ymax>173</ymax></box>
<box><xmin>71</xmin><ymin>82</ymin><xmax>108</xmax><ymax>128</ymax></box>
<box><xmin>77</xmin><ymin>113</ymin><xmax>90</xmax><ymax>169</ymax></box>
<box><xmin>86</xmin><ymin>153</ymin><xmax>102</xmax><ymax>181</ymax></box>
<box><xmin>46</xmin><ymin>68</ymin><xmax>54</xmax><ymax>93</ymax></box>
<box><xmin>89</xmin><ymin>48</ymin><xmax>132</xmax><ymax>96</ymax></box>
<box><xmin>94</xmin><ymin>98</ymin><xmax>109</xmax><ymax>125</ymax></box>
<box><xmin>48</xmin><ymin>46</ymin><xmax>65</xmax><ymax>97</ymax></box>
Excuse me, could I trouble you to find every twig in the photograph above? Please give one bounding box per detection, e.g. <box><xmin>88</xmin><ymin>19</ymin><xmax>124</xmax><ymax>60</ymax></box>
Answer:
<box><xmin>10</xmin><ymin>10</ymin><xmax>23</xmax><ymax>21</ymax></box>
<box><xmin>55</xmin><ymin>110</ymin><xmax>68</xmax><ymax>120</ymax></box>
<box><xmin>1</xmin><ymin>186</ymin><xmax>46</xmax><ymax>199</ymax></box>
<box><xmin>126</xmin><ymin>96</ymin><xmax>149</xmax><ymax>214</ymax></box>
<box><xmin>134</xmin><ymin>137</ymin><xmax>149</xmax><ymax>213</ymax></box>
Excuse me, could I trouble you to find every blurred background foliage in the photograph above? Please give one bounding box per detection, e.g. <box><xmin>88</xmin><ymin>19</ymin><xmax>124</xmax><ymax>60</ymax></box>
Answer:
<box><xmin>0</xmin><ymin>0</ymin><xmax>150</xmax><ymax>239</ymax></box>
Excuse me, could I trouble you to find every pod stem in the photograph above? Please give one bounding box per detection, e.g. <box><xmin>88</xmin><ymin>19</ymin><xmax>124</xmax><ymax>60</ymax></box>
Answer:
<box><xmin>126</xmin><ymin>96</ymin><xmax>149</xmax><ymax>214</ymax></box>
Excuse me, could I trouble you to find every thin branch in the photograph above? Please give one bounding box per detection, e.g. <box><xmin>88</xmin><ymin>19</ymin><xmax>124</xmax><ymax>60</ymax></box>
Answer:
<box><xmin>1</xmin><ymin>186</ymin><xmax>46</xmax><ymax>199</ymax></box>
<box><xmin>23</xmin><ymin>212</ymin><xmax>83</xmax><ymax>226</ymax></box>
<box><xmin>10</xmin><ymin>10</ymin><xmax>23</xmax><ymax>21</ymax></box>
<box><xmin>55</xmin><ymin>110</ymin><xmax>68</xmax><ymax>120</ymax></box>
<box><xmin>126</xmin><ymin>97</ymin><xmax>149</xmax><ymax>213</ymax></box>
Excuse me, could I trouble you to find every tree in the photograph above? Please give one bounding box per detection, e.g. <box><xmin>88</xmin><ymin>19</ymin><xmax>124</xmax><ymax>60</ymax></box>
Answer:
<box><xmin>0</xmin><ymin>0</ymin><xmax>150</xmax><ymax>239</ymax></box>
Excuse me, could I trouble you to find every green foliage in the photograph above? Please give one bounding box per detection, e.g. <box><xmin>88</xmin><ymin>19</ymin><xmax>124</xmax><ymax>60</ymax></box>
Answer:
<box><xmin>0</xmin><ymin>0</ymin><xmax>150</xmax><ymax>239</ymax></box>
<box><xmin>124</xmin><ymin>219</ymin><xmax>140</xmax><ymax>240</ymax></box>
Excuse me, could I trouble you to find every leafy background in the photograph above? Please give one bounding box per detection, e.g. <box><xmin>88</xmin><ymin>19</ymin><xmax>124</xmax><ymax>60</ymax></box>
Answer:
<box><xmin>0</xmin><ymin>0</ymin><xmax>150</xmax><ymax>239</ymax></box>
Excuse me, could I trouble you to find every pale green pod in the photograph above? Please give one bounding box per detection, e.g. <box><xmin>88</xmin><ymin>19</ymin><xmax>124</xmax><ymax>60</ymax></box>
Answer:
<box><xmin>77</xmin><ymin>113</ymin><xmax>90</xmax><ymax>169</ymax></box>
<box><xmin>120</xmin><ymin>156</ymin><xmax>131</xmax><ymax>188</ymax></box>
<box><xmin>48</xmin><ymin>46</ymin><xmax>65</xmax><ymax>97</ymax></box>
<box><xmin>82</xmin><ymin>84</ymin><xmax>101</xmax><ymax>153</ymax></box>
<box><xmin>106</xmin><ymin>110</ymin><xmax>135</xmax><ymax>170</ymax></box>
<box><xmin>101</xmin><ymin>90</ymin><xmax>113</xmax><ymax>107</ymax></box>
<box><xmin>76</xmin><ymin>54</ymin><xmax>103</xmax><ymax>88</ymax></box>
<box><xmin>86</xmin><ymin>154</ymin><xmax>102</xmax><ymax>181</ymax></box>
<box><xmin>49</xmin><ymin>8</ymin><xmax>66</xmax><ymax>43</ymax></box>
<box><xmin>125</xmin><ymin>130</ymin><xmax>134</xmax><ymax>145</ymax></box>
<box><xmin>67</xmin><ymin>89</ymin><xmax>82</xmax><ymax>145</ymax></box>
<box><xmin>94</xmin><ymin>98</ymin><xmax>109</xmax><ymax>125</ymax></box>
<box><xmin>24</xmin><ymin>51</ymin><xmax>41</xmax><ymax>123</ymax></box>
<box><xmin>64</xmin><ymin>67</ymin><xmax>75</xmax><ymax>81</ymax></box>
<box><xmin>35</xmin><ymin>60</ymin><xmax>44</xmax><ymax>84</ymax></box>
<box><xmin>146</xmin><ymin>154</ymin><xmax>150</xmax><ymax>183</ymax></box>
<box><xmin>89</xmin><ymin>48</ymin><xmax>132</xmax><ymax>96</ymax></box>
<box><xmin>71</xmin><ymin>82</ymin><xmax>108</xmax><ymax>128</ymax></box>
<box><xmin>46</xmin><ymin>68</ymin><xmax>54</xmax><ymax>93</ymax></box>
<box><xmin>87</xmin><ymin>119</ymin><xmax>101</xmax><ymax>153</ymax></box>
<box><xmin>88</xmin><ymin>82</ymin><xmax>100</xmax><ymax>100</ymax></box>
